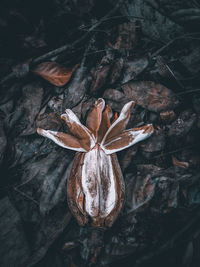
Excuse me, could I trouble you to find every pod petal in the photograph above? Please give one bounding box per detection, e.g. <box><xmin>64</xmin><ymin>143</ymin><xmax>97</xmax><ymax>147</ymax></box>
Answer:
<box><xmin>101</xmin><ymin>101</ymin><xmax>135</xmax><ymax>145</ymax></box>
<box><xmin>61</xmin><ymin>109</ymin><xmax>95</xmax><ymax>150</ymax></box>
<box><xmin>86</xmin><ymin>98</ymin><xmax>105</xmax><ymax>138</ymax></box>
<box><xmin>37</xmin><ymin>128</ymin><xmax>87</xmax><ymax>152</ymax></box>
<box><xmin>102</xmin><ymin>124</ymin><xmax>154</xmax><ymax>154</ymax></box>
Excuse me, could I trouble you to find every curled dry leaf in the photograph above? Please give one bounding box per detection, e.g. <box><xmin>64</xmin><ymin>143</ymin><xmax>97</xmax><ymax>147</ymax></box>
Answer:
<box><xmin>172</xmin><ymin>156</ymin><xmax>189</xmax><ymax>169</ymax></box>
<box><xmin>32</xmin><ymin>62</ymin><xmax>79</xmax><ymax>87</ymax></box>
<box><xmin>122</xmin><ymin>81</ymin><xmax>179</xmax><ymax>112</ymax></box>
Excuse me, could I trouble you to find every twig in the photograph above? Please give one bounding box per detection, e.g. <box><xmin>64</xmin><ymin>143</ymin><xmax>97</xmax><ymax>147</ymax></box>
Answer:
<box><xmin>0</xmin><ymin>0</ymin><xmax>124</xmax><ymax>86</ymax></box>
<box><xmin>14</xmin><ymin>187</ymin><xmax>39</xmax><ymax>206</ymax></box>
<box><xmin>151</xmin><ymin>32</ymin><xmax>200</xmax><ymax>57</ymax></box>
<box><xmin>152</xmin><ymin>144</ymin><xmax>199</xmax><ymax>159</ymax></box>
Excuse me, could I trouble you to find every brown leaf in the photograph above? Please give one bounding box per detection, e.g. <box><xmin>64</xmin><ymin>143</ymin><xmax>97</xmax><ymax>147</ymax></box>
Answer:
<box><xmin>160</xmin><ymin>110</ymin><xmax>176</xmax><ymax>123</ymax></box>
<box><xmin>108</xmin><ymin>22</ymin><xmax>140</xmax><ymax>50</ymax></box>
<box><xmin>172</xmin><ymin>156</ymin><xmax>189</xmax><ymax>168</ymax></box>
<box><xmin>126</xmin><ymin>174</ymin><xmax>156</xmax><ymax>213</ymax></box>
<box><xmin>109</xmin><ymin>57</ymin><xmax>124</xmax><ymax>84</ymax></box>
<box><xmin>122</xmin><ymin>81</ymin><xmax>179</xmax><ymax>112</ymax></box>
<box><xmin>90</xmin><ymin>65</ymin><xmax>110</xmax><ymax>94</ymax></box>
<box><xmin>32</xmin><ymin>62</ymin><xmax>79</xmax><ymax>87</ymax></box>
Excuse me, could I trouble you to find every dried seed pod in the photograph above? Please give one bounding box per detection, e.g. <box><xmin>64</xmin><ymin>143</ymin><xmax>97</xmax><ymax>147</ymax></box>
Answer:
<box><xmin>37</xmin><ymin>99</ymin><xmax>154</xmax><ymax>228</ymax></box>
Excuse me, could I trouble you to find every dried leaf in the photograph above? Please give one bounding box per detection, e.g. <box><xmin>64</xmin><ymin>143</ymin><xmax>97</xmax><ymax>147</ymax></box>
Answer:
<box><xmin>108</xmin><ymin>22</ymin><xmax>139</xmax><ymax>50</ymax></box>
<box><xmin>126</xmin><ymin>174</ymin><xmax>156</xmax><ymax>213</ymax></box>
<box><xmin>32</xmin><ymin>62</ymin><xmax>79</xmax><ymax>87</ymax></box>
<box><xmin>121</xmin><ymin>57</ymin><xmax>148</xmax><ymax>83</ymax></box>
<box><xmin>160</xmin><ymin>110</ymin><xmax>176</xmax><ymax>123</ymax></box>
<box><xmin>141</xmin><ymin>130</ymin><xmax>165</xmax><ymax>154</ymax></box>
<box><xmin>36</xmin><ymin>112</ymin><xmax>63</xmax><ymax>131</ymax></box>
<box><xmin>90</xmin><ymin>65</ymin><xmax>110</xmax><ymax>94</ymax></box>
<box><xmin>109</xmin><ymin>57</ymin><xmax>124</xmax><ymax>84</ymax></box>
<box><xmin>168</xmin><ymin>110</ymin><xmax>197</xmax><ymax>137</ymax></box>
<box><xmin>172</xmin><ymin>156</ymin><xmax>189</xmax><ymax>168</ymax></box>
<box><xmin>103</xmin><ymin>89</ymin><xmax>131</xmax><ymax>112</ymax></box>
<box><xmin>63</xmin><ymin>67</ymin><xmax>90</xmax><ymax>109</ymax></box>
<box><xmin>122</xmin><ymin>81</ymin><xmax>179</xmax><ymax>112</ymax></box>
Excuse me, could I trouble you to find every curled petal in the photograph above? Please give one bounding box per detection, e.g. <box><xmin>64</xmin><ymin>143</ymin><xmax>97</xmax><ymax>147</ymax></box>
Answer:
<box><xmin>86</xmin><ymin>98</ymin><xmax>105</xmax><ymax>138</ymax></box>
<box><xmin>61</xmin><ymin>109</ymin><xmax>95</xmax><ymax>150</ymax></box>
<box><xmin>101</xmin><ymin>124</ymin><xmax>154</xmax><ymax>154</ymax></box>
<box><xmin>37</xmin><ymin>128</ymin><xmax>87</xmax><ymax>152</ymax></box>
<box><xmin>101</xmin><ymin>101</ymin><xmax>135</xmax><ymax>145</ymax></box>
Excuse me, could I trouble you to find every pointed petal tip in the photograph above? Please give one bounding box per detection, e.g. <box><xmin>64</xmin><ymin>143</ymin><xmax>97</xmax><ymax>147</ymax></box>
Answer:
<box><xmin>126</xmin><ymin>100</ymin><xmax>136</xmax><ymax>109</ymax></box>
<box><xmin>143</xmin><ymin>124</ymin><xmax>154</xmax><ymax>134</ymax></box>
<box><xmin>37</xmin><ymin>128</ymin><xmax>44</xmax><ymax>135</ymax></box>
<box><xmin>121</xmin><ymin>100</ymin><xmax>136</xmax><ymax>115</ymax></box>
<box><xmin>60</xmin><ymin>114</ymin><xmax>66</xmax><ymax>120</ymax></box>
<box><xmin>95</xmin><ymin>98</ymin><xmax>105</xmax><ymax>110</ymax></box>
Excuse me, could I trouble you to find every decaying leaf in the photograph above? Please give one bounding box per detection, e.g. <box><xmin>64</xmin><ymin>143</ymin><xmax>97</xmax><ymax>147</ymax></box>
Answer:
<box><xmin>121</xmin><ymin>57</ymin><xmax>148</xmax><ymax>83</ymax></box>
<box><xmin>109</xmin><ymin>57</ymin><xmax>124</xmax><ymax>84</ymax></box>
<box><xmin>36</xmin><ymin>112</ymin><xmax>63</xmax><ymax>131</ymax></box>
<box><xmin>103</xmin><ymin>89</ymin><xmax>131</xmax><ymax>112</ymax></box>
<box><xmin>126</xmin><ymin>173</ymin><xmax>156</xmax><ymax>213</ymax></box>
<box><xmin>90</xmin><ymin>65</ymin><xmax>110</xmax><ymax>94</ymax></box>
<box><xmin>160</xmin><ymin>110</ymin><xmax>176</xmax><ymax>123</ymax></box>
<box><xmin>141</xmin><ymin>130</ymin><xmax>166</xmax><ymax>157</ymax></box>
<box><xmin>32</xmin><ymin>62</ymin><xmax>79</xmax><ymax>87</ymax></box>
<box><xmin>168</xmin><ymin>110</ymin><xmax>197</xmax><ymax>137</ymax></box>
<box><xmin>122</xmin><ymin>81</ymin><xmax>179</xmax><ymax>112</ymax></box>
<box><xmin>63</xmin><ymin>66</ymin><xmax>91</xmax><ymax>109</ymax></box>
<box><xmin>108</xmin><ymin>22</ymin><xmax>140</xmax><ymax>50</ymax></box>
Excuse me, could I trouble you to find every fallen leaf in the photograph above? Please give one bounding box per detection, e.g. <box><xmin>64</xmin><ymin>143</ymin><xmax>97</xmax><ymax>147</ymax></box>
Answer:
<box><xmin>109</xmin><ymin>57</ymin><xmax>124</xmax><ymax>84</ymax></box>
<box><xmin>108</xmin><ymin>22</ymin><xmax>139</xmax><ymax>50</ymax></box>
<box><xmin>90</xmin><ymin>65</ymin><xmax>110</xmax><ymax>94</ymax></box>
<box><xmin>160</xmin><ymin>110</ymin><xmax>176</xmax><ymax>123</ymax></box>
<box><xmin>172</xmin><ymin>156</ymin><xmax>189</xmax><ymax>168</ymax></box>
<box><xmin>32</xmin><ymin>62</ymin><xmax>79</xmax><ymax>87</ymax></box>
<box><xmin>121</xmin><ymin>57</ymin><xmax>148</xmax><ymax>83</ymax></box>
<box><xmin>122</xmin><ymin>81</ymin><xmax>179</xmax><ymax>112</ymax></box>
<box><xmin>126</xmin><ymin>174</ymin><xmax>156</xmax><ymax>213</ymax></box>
